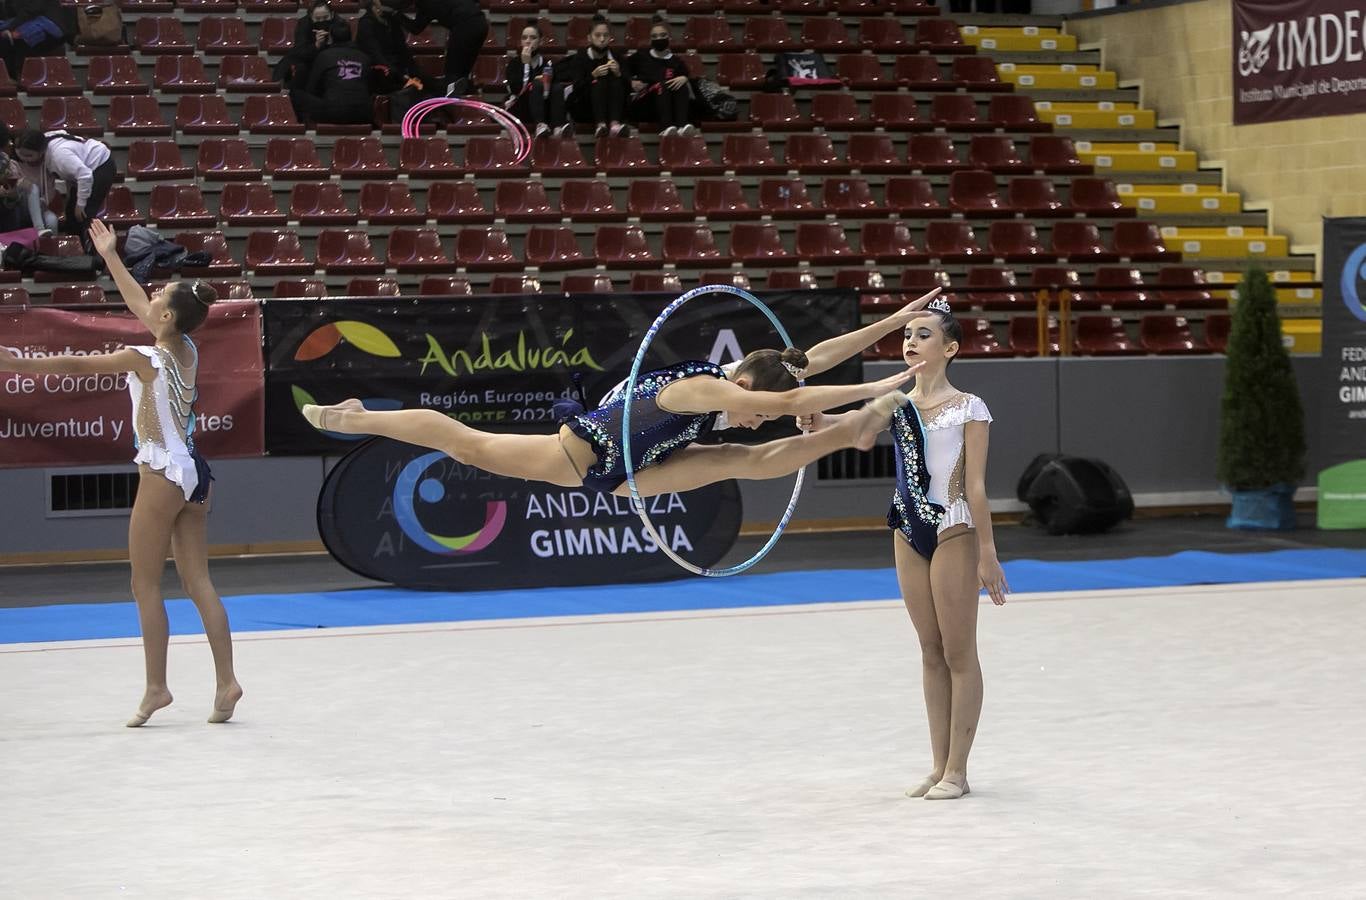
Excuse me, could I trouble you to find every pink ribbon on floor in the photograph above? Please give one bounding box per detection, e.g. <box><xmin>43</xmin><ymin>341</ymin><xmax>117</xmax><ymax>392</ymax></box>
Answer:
<box><xmin>401</xmin><ymin>97</ymin><xmax>533</xmax><ymax>164</ymax></box>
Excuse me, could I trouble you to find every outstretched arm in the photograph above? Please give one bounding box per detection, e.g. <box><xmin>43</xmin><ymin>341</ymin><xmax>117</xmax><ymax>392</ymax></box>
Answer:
<box><xmin>660</xmin><ymin>365</ymin><xmax>919</xmax><ymax>417</ymax></box>
<box><xmin>88</xmin><ymin>220</ymin><xmax>157</xmax><ymax>333</ymax></box>
<box><xmin>801</xmin><ymin>288</ymin><xmax>942</xmax><ymax>378</ymax></box>
<box><xmin>0</xmin><ymin>345</ymin><xmax>156</xmax><ymax>381</ymax></box>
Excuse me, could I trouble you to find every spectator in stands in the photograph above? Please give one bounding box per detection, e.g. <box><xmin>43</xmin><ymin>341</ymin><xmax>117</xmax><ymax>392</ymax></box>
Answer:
<box><xmin>12</xmin><ymin>129</ymin><xmax>113</xmax><ymax>245</ymax></box>
<box><xmin>273</xmin><ymin>0</ymin><xmax>336</xmax><ymax>90</ymax></box>
<box><xmin>0</xmin><ymin>122</ymin><xmax>55</xmax><ymax>234</ymax></box>
<box><xmin>357</xmin><ymin>0</ymin><xmax>422</xmax><ymax>94</ymax></box>
<box><xmin>628</xmin><ymin>16</ymin><xmax>697</xmax><ymax>137</ymax></box>
<box><xmin>0</xmin><ymin>0</ymin><xmax>75</xmax><ymax>81</ymax></box>
<box><xmin>503</xmin><ymin>23</ymin><xmax>553</xmax><ymax>139</ymax></box>
<box><xmin>550</xmin><ymin>14</ymin><xmax>627</xmax><ymax>138</ymax></box>
<box><xmin>398</xmin><ymin>0</ymin><xmax>488</xmax><ymax>98</ymax></box>
<box><xmin>290</xmin><ymin>19</ymin><xmax>376</xmax><ymax>126</ymax></box>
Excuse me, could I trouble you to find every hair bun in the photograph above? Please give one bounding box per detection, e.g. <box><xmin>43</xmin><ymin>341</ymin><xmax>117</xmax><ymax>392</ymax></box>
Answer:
<box><xmin>779</xmin><ymin>346</ymin><xmax>808</xmax><ymax>370</ymax></box>
<box><xmin>190</xmin><ymin>281</ymin><xmax>218</xmax><ymax>307</ymax></box>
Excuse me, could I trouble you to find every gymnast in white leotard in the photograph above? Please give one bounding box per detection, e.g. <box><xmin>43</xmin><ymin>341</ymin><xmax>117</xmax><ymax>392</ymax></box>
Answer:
<box><xmin>0</xmin><ymin>218</ymin><xmax>243</xmax><ymax>728</ymax></box>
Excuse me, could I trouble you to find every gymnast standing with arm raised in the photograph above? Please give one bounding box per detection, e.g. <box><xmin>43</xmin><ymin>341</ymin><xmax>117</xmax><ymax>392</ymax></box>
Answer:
<box><xmin>0</xmin><ymin>219</ymin><xmax>243</xmax><ymax>727</ymax></box>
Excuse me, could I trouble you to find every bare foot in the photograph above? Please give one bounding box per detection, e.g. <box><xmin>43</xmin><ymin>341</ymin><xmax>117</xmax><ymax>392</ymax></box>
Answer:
<box><xmin>126</xmin><ymin>687</ymin><xmax>173</xmax><ymax>727</ymax></box>
<box><xmin>905</xmin><ymin>772</ymin><xmax>944</xmax><ymax>798</ymax></box>
<box><xmin>849</xmin><ymin>390</ymin><xmax>910</xmax><ymax>451</ymax></box>
<box><xmin>208</xmin><ymin>682</ymin><xmax>243</xmax><ymax>724</ymax></box>
<box><xmin>301</xmin><ymin>398</ymin><xmax>364</xmax><ymax>433</ymax></box>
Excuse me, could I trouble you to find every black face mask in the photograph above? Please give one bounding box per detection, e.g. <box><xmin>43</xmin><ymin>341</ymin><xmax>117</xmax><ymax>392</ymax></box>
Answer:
<box><xmin>651</xmin><ymin>37</ymin><xmax>670</xmax><ymax>51</ymax></box>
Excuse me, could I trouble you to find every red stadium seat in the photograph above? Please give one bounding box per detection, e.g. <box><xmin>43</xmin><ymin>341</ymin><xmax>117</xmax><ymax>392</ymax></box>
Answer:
<box><xmin>1094</xmin><ymin>266</ymin><xmax>1152</xmax><ymax>309</ymax></box>
<box><xmin>861</xmin><ymin>221</ymin><xmax>924</xmax><ymax>263</ymax></box>
<box><xmin>660</xmin><ymin>133</ymin><xmax>723</xmax><ymax>174</ymax></box>
<box><xmin>957</xmin><ymin>316</ymin><xmax>1012</xmax><ymax>358</ymax></box>
<box><xmin>175</xmin><ymin>95</ymin><xmax>237</xmax><ymax>134</ymax></box>
<box><xmin>0</xmin><ymin>96</ymin><xmax>28</xmax><ymax>130</ymax></box>
<box><xmin>562</xmin><ymin>273</ymin><xmax>616</xmax><ymax>293</ymax></box>
<box><xmin>722</xmin><ymin>134</ymin><xmax>783</xmax><ymax>174</ymax></box>
<box><xmin>837</xmin><ymin>54</ymin><xmax>889</xmax><ymax>90</ymax></box>
<box><xmin>40</xmin><ymin>97</ymin><xmax>101</xmax><ymax>136</ymax></box>
<box><xmin>388</xmin><ymin>228</ymin><xmax>457</xmax><ymax>272</ymax></box>
<box><xmin>420</xmin><ymin>276</ymin><xmax>474</xmax><ymax>296</ymax></box>
<box><xmin>662</xmin><ymin>224</ymin><xmax>729</xmax><ymax>267</ymax></box>
<box><xmin>1008</xmin><ymin>177</ymin><xmax>1067</xmax><ymax>217</ymax></box>
<box><xmin>489</xmin><ymin>274</ymin><xmax>543</xmax><ymax>295</ymax></box>
<box><xmin>1070</xmin><ymin>177</ymin><xmax>1130</xmax><ymax>216</ymax></box>
<box><xmin>694</xmin><ymin>177</ymin><xmax>758</xmax><ymax>219</ymax></box>
<box><xmin>1140</xmin><ymin>314</ymin><xmax>1204</xmax><ymax>354</ymax></box>
<box><xmin>1007</xmin><ymin>314</ymin><xmax>1060</xmax><ymax>356</ymax></box>
<box><xmin>784</xmin><ymin>133</ymin><xmax>847</xmax><ymax>173</ymax></box>
<box><xmin>241</xmin><ymin>94</ymin><xmax>304</xmax><ymax>134</ymax></box>
<box><xmin>1051</xmin><ymin>221</ymin><xmax>1118</xmax><ymax>262</ymax></box>
<box><xmin>453</xmin><ymin>227</ymin><xmax>518</xmax><ymax>271</ymax></box>
<box><xmin>289</xmin><ymin>182</ymin><xmax>357</xmax><ymax>225</ymax></box>
<box><xmin>595</xmin><ymin>134</ymin><xmax>660</xmax><ymax>175</ymax></box>
<box><xmin>247</xmin><ymin>229</ymin><xmax>313</xmax><ymax>275</ymax></box>
<box><xmin>87</xmin><ymin>55</ymin><xmax>147</xmax><ymax>95</ymax></box>
<box><xmin>259</xmin><ymin>17</ymin><xmax>297</xmax><ymax>54</ymax></box>
<box><xmin>273</xmin><ymin>279</ymin><xmax>328</xmax><ymax>299</ymax></box>
<box><xmin>594</xmin><ymin>225</ymin><xmax>659</xmax><ymax>269</ymax></box>
<box><xmin>176</xmin><ymin>231</ymin><xmax>241</xmax><ymax>276</ymax></box>
<box><xmin>495</xmin><ymin>180</ymin><xmax>558</xmax><ymax>222</ymax></box>
<box><xmin>988</xmin><ymin>94</ymin><xmax>1048</xmax><ymax>132</ymax></box>
<box><xmin>128</xmin><ymin>140</ymin><xmax>192</xmax><ymax>180</ymax></box>
<box><xmin>885</xmin><ymin>176</ymin><xmax>946</xmax><ymax>217</ymax></box>
<box><xmin>731</xmin><ymin>222</ymin><xmax>794</xmax><ymax>266</ymax></box>
<box><xmin>743</xmin><ymin>16</ymin><xmax>799</xmax><ymax>51</ymax></box>
<box><xmin>49</xmin><ymin>285</ymin><xmax>110</xmax><ymax>304</ymax></box>
<box><xmin>1075</xmin><ymin>315</ymin><xmax>1142</xmax><ymax>356</ymax></box>
<box><xmin>810</xmin><ymin>92</ymin><xmax>864</xmax><ymax>130</ymax></box>
<box><xmin>95</xmin><ymin>186</ymin><xmax>145</xmax><ymax>228</ymax></box>
<box><xmin>907</xmin><ymin>134</ymin><xmax>961</xmax><ymax>172</ymax></box>
<box><xmin>846</xmin><ymin>132</ymin><xmax>902</xmax><ymax>173</ymax></box>
<box><xmin>685</xmin><ymin>16</ymin><xmax>739</xmax><ymax>52</ymax></box>
<box><xmin>749</xmin><ymin>93</ymin><xmax>809</xmax><ymax>130</ymax></box>
<box><xmin>135</xmin><ymin>17</ymin><xmax>193</xmax><ymax>54</ymax></box>
<box><xmin>894</xmin><ymin>55</ymin><xmax>945</xmax><ymax>91</ymax></box>
<box><xmin>1157</xmin><ymin>266</ymin><xmax>1217</xmax><ymax>309</ymax></box>
<box><xmin>397</xmin><ymin>137</ymin><xmax>459</xmax><ymax>178</ymax></box>
<box><xmin>868</xmin><ymin>93</ymin><xmax>925</xmax><ymax>131</ymax></box>
<box><xmin>803</xmin><ymin>18</ymin><xmax>855</xmax><ymax>52</ymax></box>
<box><xmin>1029</xmin><ymin>135</ymin><xmax>1090</xmax><ymax>174</ymax></box>
<box><xmin>630</xmin><ymin>272</ymin><xmax>684</xmax><ymax>293</ymax></box>
<box><xmin>197</xmin><ymin>17</ymin><xmax>257</xmax><ymax>54</ymax></box>
<box><xmin>220</xmin><ymin>182</ymin><xmax>288</xmax><ymax>225</ymax></box>
<box><xmin>338</xmin><ymin>137</ymin><xmax>401</xmax><ymax>178</ymax></box>
<box><xmin>968</xmin><ymin>135</ymin><xmax>1028</xmax><ymax>173</ymax></box>
<box><xmin>265</xmin><ymin>138</ymin><xmax>330</xmax><ymax>180</ymax></box>
<box><xmin>1113</xmin><ymin>221</ymin><xmax>1174</xmax><ymax>262</ymax></box>
<box><xmin>948</xmin><ymin>170</ymin><xmax>1007</xmax><ymax>216</ymax></box>
<box><xmin>318</xmin><ymin>229</ymin><xmax>384</xmax><ymax>274</ymax></box>
<box><xmin>358</xmin><ymin>182</ymin><xmax>424</xmax><ymax>225</ymax></box>
<box><xmin>768</xmin><ymin>270</ymin><xmax>821</xmax><ymax>290</ymax></box>
<box><xmin>795</xmin><ymin>221</ymin><xmax>855</xmax><ymax>265</ymax></box>
<box><xmin>196</xmin><ymin>139</ymin><xmax>261</xmax><ymax>181</ymax></box>
<box><xmin>345</xmin><ymin>277</ymin><xmax>403</xmax><ymax>297</ymax></box>
<box><xmin>860</xmin><ymin>18</ymin><xmax>909</xmax><ymax>51</ymax></box>
<box><xmin>716</xmin><ymin>53</ymin><xmax>766</xmax><ymax>89</ymax></box>
<box><xmin>426</xmin><ymin>181</ymin><xmax>492</xmax><ymax>223</ymax></box>
<box><xmin>924</xmin><ymin>220</ymin><xmax>984</xmax><ymax>261</ymax></box>
<box><xmin>965</xmin><ymin>267</ymin><xmax>1027</xmax><ymax>310</ymax></box>
<box><xmin>627</xmin><ymin>179</ymin><xmax>688</xmax><ymax>220</ymax></box>
<box><xmin>153</xmin><ymin>56</ymin><xmax>213</xmax><ymax>93</ymax></box>
<box><xmin>559</xmin><ymin>179</ymin><xmax>621</xmax><ymax>221</ymax></box>
<box><xmin>913</xmin><ymin>18</ymin><xmax>964</xmax><ymax>52</ymax></box>
<box><xmin>149</xmin><ymin>184</ymin><xmax>215</xmax><ymax>227</ymax></box>
<box><xmin>21</xmin><ymin>57</ymin><xmax>80</xmax><ymax>95</ymax></box>
<box><xmin>757</xmin><ymin>177</ymin><xmax>817</xmax><ymax>218</ymax></box>
<box><xmin>531</xmin><ymin>135</ymin><xmax>594</xmax><ymax>175</ymax></box>
<box><xmin>822</xmin><ymin>176</ymin><xmax>880</xmax><ymax>216</ymax></box>
<box><xmin>108</xmin><ymin>95</ymin><xmax>170</xmax><ymax>136</ymax></box>
<box><xmin>932</xmin><ymin>94</ymin><xmax>989</xmax><ymax>131</ymax></box>
<box><xmin>1031</xmin><ymin>265</ymin><xmax>1097</xmax><ymax>310</ymax></box>
<box><xmin>952</xmin><ymin>56</ymin><xmax>1007</xmax><ymax>91</ymax></box>
<box><xmin>219</xmin><ymin>56</ymin><xmax>281</xmax><ymax>93</ymax></box>
<box><xmin>988</xmin><ymin>221</ymin><xmax>1054</xmax><ymax>262</ymax></box>
<box><xmin>698</xmin><ymin>271</ymin><xmax>751</xmax><ymax>290</ymax></box>
<box><xmin>1204</xmin><ymin>313</ymin><xmax>1230</xmax><ymax>352</ymax></box>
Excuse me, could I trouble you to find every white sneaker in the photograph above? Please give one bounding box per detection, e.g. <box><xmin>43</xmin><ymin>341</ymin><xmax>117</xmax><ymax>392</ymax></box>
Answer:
<box><xmin>679</xmin><ymin>123</ymin><xmax>696</xmax><ymax>136</ymax></box>
<box><xmin>660</xmin><ymin>125</ymin><xmax>678</xmax><ymax>137</ymax></box>
<box><xmin>535</xmin><ymin>123</ymin><xmax>550</xmax><ymax>138</ymax></box>
<box><xmin>555</xmin><ymin>123</ymin><xmax>574</xmax><ymax>138</ymax></box>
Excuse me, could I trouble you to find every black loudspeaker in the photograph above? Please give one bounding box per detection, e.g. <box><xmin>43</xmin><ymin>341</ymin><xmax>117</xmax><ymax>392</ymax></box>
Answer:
<box><xmin>1018</xmin><ymin>454</ymin><xmax>1134</xmax><ymax>535</ymax></box>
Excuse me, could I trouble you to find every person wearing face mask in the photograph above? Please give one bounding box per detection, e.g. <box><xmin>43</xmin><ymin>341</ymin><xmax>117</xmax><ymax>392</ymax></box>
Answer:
<box><xmin>503</xmin><ymin>24</ymin><xmax>553</xmax><ymax>138</ymax></box>
<box><xmin>628</xmin><ymin>16</ymin><xmax>696</xmax><ymax>137</ymax></box>
<box><xmin>274</xmin><ymin>0</ymin><xmax>336</xmax><ymax>90</ymax></box>
<box><xmin>549</xmin><ymin>14</ymin><xmax>627</xmax><ymax>138</ymax></box>
<box><xmin>290</xmin><ymin>19</ymin><xmax>376</xmax><ymax>126</ymax></box>
<box><xmin>357</xmin><ymin>0</ymin><xmax>422</xmax><ymax>94</ymax></box>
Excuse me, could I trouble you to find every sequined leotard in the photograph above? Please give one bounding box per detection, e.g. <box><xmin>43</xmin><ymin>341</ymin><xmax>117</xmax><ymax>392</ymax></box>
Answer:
<box><xmin>888</xmin><ymin>393</ymin><xmax>992</xmax><ymax>559</ymax></box>
<box><xmin>127</xmin><ymin>339</ymin><xmax>213</xmax><ymax>503</ymax></box>
<box><xmin>565</xmin><ymin>360</ymin><xmax>725</xmax><ymax>493</ymax></box>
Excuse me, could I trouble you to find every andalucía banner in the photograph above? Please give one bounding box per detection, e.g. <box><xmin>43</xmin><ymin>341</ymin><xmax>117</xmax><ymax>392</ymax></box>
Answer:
<box><xmin>1234</xmin><ymin>0</ymin><xmax>1366</xmax><ymax>124</ymax></box>
<box><xmin>262</xmin><ymin>291</ymin><xmax>860</xmax><ymax>455</ymax></box>
<box><xmin>1318</xmin><ymin>217</ymin><xmax>1366</xmax><ymax>528</ymax></box>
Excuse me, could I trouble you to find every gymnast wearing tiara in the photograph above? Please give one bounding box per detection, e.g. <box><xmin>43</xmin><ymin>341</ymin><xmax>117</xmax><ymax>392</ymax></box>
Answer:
<box><xmin>889</xmin><ymin>292</ymin><xmax>1007</xmax><ymax>800</ymax></box>
<box><xmin>300</xmin><ymin>291</ymin><xmax>945</xmax><ymax>499</ymax></box>
<box><xmin>0</xmin><ymin>219</ymin><xmax>243</xmax><ymax>728</ymax></box>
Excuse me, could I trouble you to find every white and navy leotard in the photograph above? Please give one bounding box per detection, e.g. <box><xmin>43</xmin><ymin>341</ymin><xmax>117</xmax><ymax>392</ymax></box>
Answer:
<box><xmin>127</xmin><ymin>340</ymin><xmax>212</xmax><ymax>502</ymax></box>
<box><xmin>889</xmin><ymin>392</ymin><xmax>992</xmax><ymax>558</ymax></box>
<box><xmin>564</xmin><ymin>360</ymin><xmax>725</xmax><ymax>493</ymax></box>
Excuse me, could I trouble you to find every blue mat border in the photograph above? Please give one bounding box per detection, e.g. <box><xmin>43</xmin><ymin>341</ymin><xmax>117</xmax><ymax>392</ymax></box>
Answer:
<box><xmin>2</xmin><ymin>548</ymin><xmax>1364</xmax><ymax>645</ymax></box>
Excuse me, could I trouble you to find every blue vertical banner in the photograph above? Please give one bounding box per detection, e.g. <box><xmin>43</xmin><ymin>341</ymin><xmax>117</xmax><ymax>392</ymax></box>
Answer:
<box><xmin>1318</xmin><ymin>217</ymin><xmax>1366</xmax><ymax>528</ymax></box>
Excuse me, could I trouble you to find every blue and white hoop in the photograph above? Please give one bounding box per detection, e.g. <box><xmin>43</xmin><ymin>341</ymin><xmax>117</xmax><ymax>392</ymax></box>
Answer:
<box><xmin>621</xmin><ymin>284</ymin><xmax>806</xmax><ymax>577</ymax></box>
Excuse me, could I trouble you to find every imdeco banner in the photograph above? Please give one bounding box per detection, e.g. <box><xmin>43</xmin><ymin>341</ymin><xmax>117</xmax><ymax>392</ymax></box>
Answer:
<box><xmin>1234</xmin><ymin>1</ymin><xmax>1366</xmax><ymax>124</ymax></box>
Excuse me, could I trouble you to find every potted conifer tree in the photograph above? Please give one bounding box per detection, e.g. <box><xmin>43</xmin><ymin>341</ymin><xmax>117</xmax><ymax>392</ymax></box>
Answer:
<box><xmin>1217</xmin><ymin>266</ymin><xmax>1306</xmax><ymax>529</ymax></box>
